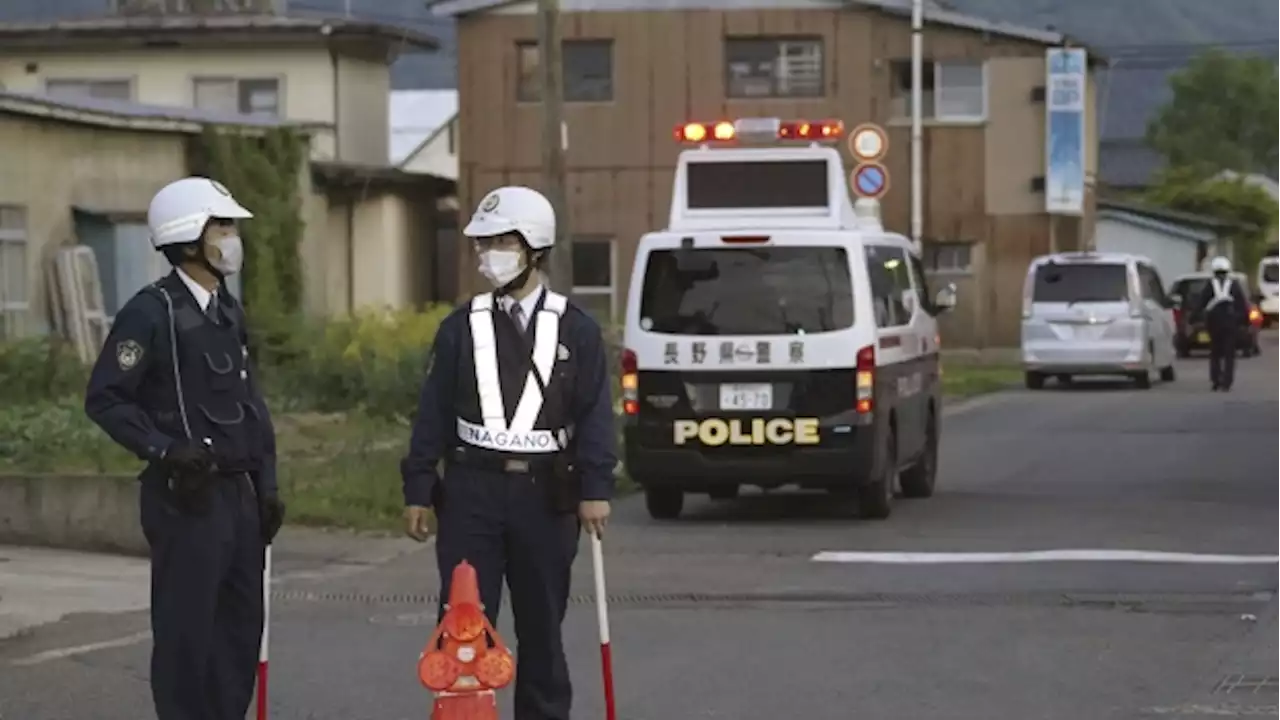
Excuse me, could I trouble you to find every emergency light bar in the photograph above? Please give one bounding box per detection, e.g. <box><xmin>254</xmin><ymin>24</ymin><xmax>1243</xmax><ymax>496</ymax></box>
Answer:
<box><xmin>674</xmin><ymin>118</ymin><xmax>845</xmax><ymax>144</ymax></box>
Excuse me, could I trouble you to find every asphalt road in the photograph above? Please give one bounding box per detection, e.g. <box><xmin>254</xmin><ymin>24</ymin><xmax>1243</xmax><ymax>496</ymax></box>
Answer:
<box><xmin>2</xmin><ymin>341</ymin><xmax>1277</xmax><ymax>720</ymax></box>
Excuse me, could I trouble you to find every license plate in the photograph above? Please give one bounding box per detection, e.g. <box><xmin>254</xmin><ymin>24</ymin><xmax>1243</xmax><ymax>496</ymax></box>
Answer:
<box><xmin>1197</xmin><ymin>332</ymin><xmax>1210</xmax><ymax>343</ymax></box>
<box><xmin>719</xmin><ymin>383</ymin><xmax>772</xmax><ymax>411</ymax></box>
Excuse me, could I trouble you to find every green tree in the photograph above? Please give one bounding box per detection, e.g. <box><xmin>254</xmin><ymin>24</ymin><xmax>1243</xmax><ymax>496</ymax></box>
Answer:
<box><xmin>1146</xmin><ymin>166</ymin><xmax>1279</xmax><ymax>277</ymax></box>
<box><xmin>1146</xmin><ymin>49</ymin><xmax>1278</xmax><ymax>176</ymax></box>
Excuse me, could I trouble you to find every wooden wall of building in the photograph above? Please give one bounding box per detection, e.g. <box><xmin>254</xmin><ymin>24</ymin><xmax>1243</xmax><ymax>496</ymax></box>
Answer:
<box><xmin>454</xmin><ymin>5</ymin><xmax>1090</xmax><ymax>346</ymax></box>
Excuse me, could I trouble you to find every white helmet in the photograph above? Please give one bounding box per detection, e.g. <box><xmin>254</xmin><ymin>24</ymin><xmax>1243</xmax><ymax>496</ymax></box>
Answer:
<box><xmin>1210</xmin><ymin>256</ymin><xmax>1232</xmax><ymax>273</ymax></box>
<box><xmin>147</xmin><ymin>177</ymin><xmax>253</xmax><ymax>249</ymax></box>
<box><xmin>463</xmin><ymin>186</ymin><xmax>555</xmax><ymax>250</ymax></box>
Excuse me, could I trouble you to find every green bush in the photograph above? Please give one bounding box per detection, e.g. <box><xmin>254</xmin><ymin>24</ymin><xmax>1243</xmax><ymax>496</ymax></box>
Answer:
<box><xmin>0</xmin><ymin>397</ymin><xmax>138</xmax><ymax>473</ymax></box>
<box><xmin>259</xmin><ymin>304</ymin><xmax>454</xmax><ymax>419</ymax></box>
<box><xmin>0</xmin><ymin>337</ymin><xmax>90</xmax><ymax>406</ymax></box>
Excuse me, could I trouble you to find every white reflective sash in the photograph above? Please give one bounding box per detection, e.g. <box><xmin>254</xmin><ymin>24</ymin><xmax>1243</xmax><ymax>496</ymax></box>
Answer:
<box><xmin>456</xmin><ymin>418</ymin><xmax>562</xmax><ymax>454</ymax></box>
<box><xmin>1207</xmin><ymin>277</ymin><xmax>1233</xmax><ymax>310</ymax></box>
<box><xmin>464</xmin><ymin>291</ymin><xmax>568</xmax><ymax>449</ymax></box>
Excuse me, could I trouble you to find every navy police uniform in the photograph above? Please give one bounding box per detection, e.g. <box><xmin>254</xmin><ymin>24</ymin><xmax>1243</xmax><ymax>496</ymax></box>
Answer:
<box><xmin>85</xmin><ymin>271</ymin><xmax>278</xmax><ymax>720</ymax></box>
<box><xmin>1197</xmin><ymin>274</ymin><xmax>1248</xmax><ymax>390</ymax></box>
<box><xmin>401</xmin><ymin>286</ymin><xmax>617</xmax><ymax>720</ymax></box>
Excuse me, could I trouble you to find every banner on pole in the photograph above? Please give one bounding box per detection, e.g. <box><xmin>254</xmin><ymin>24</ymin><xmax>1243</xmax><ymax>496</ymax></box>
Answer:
<box><xmin>1045</xmin><ymin>48</ymin><xmax>1087</xmax><ymax>216</ymax></box>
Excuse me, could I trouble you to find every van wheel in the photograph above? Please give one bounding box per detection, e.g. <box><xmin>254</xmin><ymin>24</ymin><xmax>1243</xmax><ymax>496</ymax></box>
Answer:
<box><xmin>1025</xmin><ymin>372</ymin><xmax>1045</xmax><ymax>390</ymax></box>
<box><xmin>1132</xmin><ymin>370</ymin><xmax>1152</xmax><ymax>389</ymax></box>
<box><xmin>1160</xmin><ymin>365</ymin><xmax>1176</xmax><ymax>382</ymax></box>
<box><xmin>859</xmin><ymin>425</ymin><xmax>896</xmax><ymax>520</ymax></box>
<box><xmin>645</xmin><ymin>488</ymin><xmax>684</xmax><ymax>520</ymax></box>
<box><xmin>899</xmin><ymin>409</ymin><xmax>937</xmax><ymax>499</ymax></box>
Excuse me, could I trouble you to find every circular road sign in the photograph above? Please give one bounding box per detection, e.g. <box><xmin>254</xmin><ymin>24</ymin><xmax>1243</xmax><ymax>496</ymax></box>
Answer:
<box><xmin>847</xmin><ymin>123</ymin><xmax>889</xmax><ymax>162</ymax></box>
<box><xmin>850</xmin><ymin>162</ymin><xmax>890</xmax><ymax>199</ymax></box>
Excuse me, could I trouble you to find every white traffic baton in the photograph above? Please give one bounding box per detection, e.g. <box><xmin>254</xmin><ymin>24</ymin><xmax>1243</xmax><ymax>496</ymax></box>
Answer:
<box><xmin>590</xmin><ymin>531</ymin><xmax>617</xmax><ymax>720</ymax></box>
<box><xmin>257</xmin><ymin>544</ymin><xmax>272</xmax><ymax>720</ymax></box>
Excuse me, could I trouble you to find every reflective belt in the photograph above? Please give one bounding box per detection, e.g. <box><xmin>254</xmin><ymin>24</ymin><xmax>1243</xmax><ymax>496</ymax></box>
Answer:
<box><xmin>1207</xmin><ymin>277</ymin><xmax>1233</xmax><ymax>311</ymax></box>
<box><xmin>456</xmin><ymin>418</ymin><xmax>566</xmax><ymax>454</ymax></box>
<box><xmin>464</xmin><ymin>291</ymin><xmax>568</xmax><ymax>450</ymax></box>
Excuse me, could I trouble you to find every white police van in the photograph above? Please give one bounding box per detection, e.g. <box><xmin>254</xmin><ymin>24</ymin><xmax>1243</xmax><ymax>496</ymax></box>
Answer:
<box><xmin>619</xmin><ymin>117</ymin><xmax>958</xmax><ymax>521</ymax></box>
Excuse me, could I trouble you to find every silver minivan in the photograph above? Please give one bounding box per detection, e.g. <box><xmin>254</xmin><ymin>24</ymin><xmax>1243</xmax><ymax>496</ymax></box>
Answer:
<box><xmin>1020</xmin><ymin>252</ymin><xmax>1177</xmax><ymax>389</ymax></box>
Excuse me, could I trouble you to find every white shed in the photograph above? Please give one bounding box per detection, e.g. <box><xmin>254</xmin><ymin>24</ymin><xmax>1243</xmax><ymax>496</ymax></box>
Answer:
<box><xmin>1093</xmin><ymin>201</ymin><xmax>1234</xmax><ymax>290</ymax></box>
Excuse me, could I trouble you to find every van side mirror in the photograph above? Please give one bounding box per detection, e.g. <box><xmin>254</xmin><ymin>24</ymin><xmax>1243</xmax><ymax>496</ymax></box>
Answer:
<box><xmin>934</xmin><ymin>283</ymin><xmax>958</xmax><ymax>313</ymax></box>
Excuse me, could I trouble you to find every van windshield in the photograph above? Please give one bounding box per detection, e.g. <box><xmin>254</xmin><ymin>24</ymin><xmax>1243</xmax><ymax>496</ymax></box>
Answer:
<box><xmin>1033</xmin><ymin>263</ymin><xmax>1129</xmax><ymax>304</ymax></box>
<box><xmin>638</xmin><ymin>247</ymin><xmax>853</xmax><ymax>335</ymax></box>
<box><xmin>1263</xmin><ymin>262</ymin><xmax>1278</xmax><ymax>283</ymax></box>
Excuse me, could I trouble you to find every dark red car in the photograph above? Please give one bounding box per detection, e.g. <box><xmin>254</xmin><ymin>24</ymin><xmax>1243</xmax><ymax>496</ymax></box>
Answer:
<box><xmin>1168</xmin><ymin>272</ymin><xmax>1262</xmax><ymax>358</ymax></box>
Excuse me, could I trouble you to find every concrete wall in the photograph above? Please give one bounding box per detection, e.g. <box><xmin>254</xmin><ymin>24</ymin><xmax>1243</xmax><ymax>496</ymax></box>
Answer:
<box><xmin>0</xmin><ymin>474</ymin><xmax>147</xmax><ymax>556</ymax></box>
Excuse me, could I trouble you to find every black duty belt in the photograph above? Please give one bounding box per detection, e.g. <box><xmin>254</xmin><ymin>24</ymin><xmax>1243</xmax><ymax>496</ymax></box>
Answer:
<box><xmin>449</xmin><ymin>447</ymin><xmax>556</xmax><ymax>475</ymax></box>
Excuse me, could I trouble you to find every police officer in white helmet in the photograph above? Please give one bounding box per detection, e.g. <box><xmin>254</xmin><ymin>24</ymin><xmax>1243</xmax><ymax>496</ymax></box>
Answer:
<box><xmin>85</xmin><ymin>177</ymin><xmax>284</xmax><ymax>719</ymax></box>
<box><xmin>401</xmin><ymin>186</ymin><xmax>617</xmax><ymax>719</ymax></box>
<box><xmin>1197</xmin><ymin>255</ymin><xmax>1249</xmax><ymax>391</ymax></box>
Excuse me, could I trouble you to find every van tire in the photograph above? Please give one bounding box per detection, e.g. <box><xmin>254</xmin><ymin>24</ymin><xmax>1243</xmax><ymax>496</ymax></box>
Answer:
<box><xmin>1160</xmin><ymin>365</ymin><xmax>1176</xmax><ymax>382</ymax></box>
<box><xmin>899</xmin><ymin>409</ymin><xmax>937</xmax><ymax>499</ymax></box>
<box><xmin>645</xmin><ymin>488</ymin><xmax>684</xmax><ymax>520</ymax></box>
<box><xmin>859</xmin><ymin>425</ymin><xmax>896</xmax><ymax>520</ymax></box>
<box><xmin>1025</xmin><ymin>372</ymin><xmax>1046</xmax><ymax>390</ymax></box>
<box><xmin>1133</xmin><ymin>370</ymin><xmax>1152</xmax><ymax>390</ymax></box>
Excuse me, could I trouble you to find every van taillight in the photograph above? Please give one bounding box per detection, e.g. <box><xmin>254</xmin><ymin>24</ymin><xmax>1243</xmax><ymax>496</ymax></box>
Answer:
<box><xmin>855</xmin><ymin>344</ymin><xmax>875</xmax><ymax>414</ymax></box>
<box><xmin>620</xmin><ymin>348</ymin><xmax>639</xmax><ymax>416</ymax></box>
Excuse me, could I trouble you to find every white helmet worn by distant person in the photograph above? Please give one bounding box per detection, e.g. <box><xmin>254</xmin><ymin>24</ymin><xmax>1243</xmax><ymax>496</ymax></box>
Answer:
<box><xmin>463</xmin><ymin>186</ymin><xmax>556</xmax><ymax>249</ymax></box>
<box><xmin>1210</xmin><ymin>256</ymin><xmax>1232</xmax><ymax>273</ymax></box>
<box><xmin>147</xmin><ymin>177</ymin><xmax>253</xmax><ymax>249</ymax></box>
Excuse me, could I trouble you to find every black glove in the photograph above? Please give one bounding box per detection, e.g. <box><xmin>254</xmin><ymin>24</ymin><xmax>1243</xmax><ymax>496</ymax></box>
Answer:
<box><xmin>164</xmin><ymin>440</ymin><xmax>215</xmax><ymax>515</ymax></box>
<box><xmin>260</xmin><ymin>496</ymin><xmax>286</xmax><ymax>544</ymax></box>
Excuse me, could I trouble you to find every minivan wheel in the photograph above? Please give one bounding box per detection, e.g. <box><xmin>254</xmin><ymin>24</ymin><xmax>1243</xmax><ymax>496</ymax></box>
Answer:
<box><xmin>899</xmin><ymin>410</ymin><xmax>937</xmax><ymax>499</ymax></box>
<box><xmin>1160</xmin><ymin>365</ymin><xmax>1176</xmax><ymax>382</ymax></box>
<box><xmin>1025</xmin><ymin>372</ymin><xmax>1046</xmax><ymax>390</ymax></box>
<box><xmin>645</xmin><ymin>488</ymin><xmax>684</xmax><ymax>520</ymax></box>
<box><xmin>859</xmin><ymin>425</ymin><xmax>896</xmax><ymax>520</ymax></box>
<box><xmin>1132</xmin><ymin>370</ymin><xmax>1152</xmax><ymax>389</ymax></box>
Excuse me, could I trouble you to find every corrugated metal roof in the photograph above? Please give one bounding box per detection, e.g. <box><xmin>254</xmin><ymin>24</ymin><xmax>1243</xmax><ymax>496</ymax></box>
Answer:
<box><xmin>388</xmin><ymin>89</ymin><xmax>458</xmax><ymax>165</ymax></box>
<box><xmin>0</xmin><ymin>14</ymin><xmax>439</xmax><ymax>51</ymax></box>
<box><xmin>0</xmin><ymin>89</ymin><xmax>314</xmax><ymax>133</ymax></box>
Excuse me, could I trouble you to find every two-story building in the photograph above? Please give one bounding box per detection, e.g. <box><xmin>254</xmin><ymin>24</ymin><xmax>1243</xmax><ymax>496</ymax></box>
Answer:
<box><xmin>0</xmin><ymin>14</ymin><xmax>457</xmax><ymax>317</ymax></box>
<box><xmin>432</xmin><ymin>0</ymin><xmax>1103</xmax><ymax>346</ymax></box>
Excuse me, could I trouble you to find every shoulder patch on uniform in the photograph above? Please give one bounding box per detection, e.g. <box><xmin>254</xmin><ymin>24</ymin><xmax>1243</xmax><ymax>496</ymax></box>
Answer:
<box><xmin>116</xmin><ymin>339</ymin><xmax>144</xmax><ymax>371</ymax></box>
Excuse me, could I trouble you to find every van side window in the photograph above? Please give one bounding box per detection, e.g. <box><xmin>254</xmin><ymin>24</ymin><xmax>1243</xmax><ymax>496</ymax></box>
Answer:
<box><xmin>865</xmin><ymin>245</ymin><xmax>912</xmax><ymax>328</ymax></box>
<box><xmin>1138</xmin><ymin>265</ymin><xmax>1166</xmax><ymax>305</ymax></box>
<box><xmin>908</xmin><ymin>252</ymin><xmax>937</xmax><ymax>315</ymax></box>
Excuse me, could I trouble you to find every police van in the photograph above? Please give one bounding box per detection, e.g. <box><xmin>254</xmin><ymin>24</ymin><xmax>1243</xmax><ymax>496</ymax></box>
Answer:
<box><xmin>619</xmin><ymin>117</ymin><xmax>958</xmax><ymax>521</ymax></box>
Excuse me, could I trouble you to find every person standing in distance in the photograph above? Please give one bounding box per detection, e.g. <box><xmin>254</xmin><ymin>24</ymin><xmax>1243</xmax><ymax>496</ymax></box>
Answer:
<box><xmin>84</xmin><ymin>177</ymin><xmax>286</xmax><ymax>720</ymax></box>
<box><xmin>1197</xmin><ymin>256</ymin><xmax>1250</xmax><ymax>392</ymax></box>
<box><xmin>401</xmin><ymin>186</ymin><xmax>617</xmax><ymax>720</ymax></box>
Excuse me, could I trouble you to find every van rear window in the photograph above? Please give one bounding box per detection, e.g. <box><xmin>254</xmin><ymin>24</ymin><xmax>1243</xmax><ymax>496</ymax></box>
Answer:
<box><xmin>1263</xmin><ymin>262</ymin><xmax>1278</xmax><ymax>283</ymax></box>
<box><xmin>685</xmin><ymin>160</ymin><xmax>828</xmax><ymax>209</ymax></box>
<box><xmin>638</xmin><ymin>247</ymin><xmax>853</xmax><ymax>335</ymax></box>
<box><xmin>1033</xmin><ymin>263</ymin><xmax>1129</xmax><ymax>303</ymax></box>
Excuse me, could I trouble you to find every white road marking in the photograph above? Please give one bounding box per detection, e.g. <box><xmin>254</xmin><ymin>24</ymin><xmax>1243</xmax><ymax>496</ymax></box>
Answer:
<box><xmin>810</xmin><ymin>550</ymin><xmax>1280</xmax><ymax>565</ymax></box>
<box><xmin>10</xmin><ymin>630</ymin><xmax>152</xmax><ymax>667</ymax></box>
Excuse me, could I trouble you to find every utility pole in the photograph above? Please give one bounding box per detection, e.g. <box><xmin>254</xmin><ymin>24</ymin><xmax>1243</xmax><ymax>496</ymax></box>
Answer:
<box><xmin>909</xmin><ymin>0</ymin><xmax>924</xmax><ymax>256</ymax></box>
<box><xmin>536</xmin><ymin>0</ymin><xmax>573</xmax><ymax>292</ymax></box>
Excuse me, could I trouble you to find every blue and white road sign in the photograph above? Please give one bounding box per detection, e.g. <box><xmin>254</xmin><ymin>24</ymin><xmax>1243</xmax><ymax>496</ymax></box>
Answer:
<box><xmin>851</xmin><ymin>162</ymin><xmax>889</xmax><ymax>199</ymax></box>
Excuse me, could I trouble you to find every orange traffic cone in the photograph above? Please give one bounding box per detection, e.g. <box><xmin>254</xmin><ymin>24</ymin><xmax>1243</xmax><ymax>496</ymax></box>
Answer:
<box><xmin>418</xmin><ymin>560</ymin><xmax>515</xmax><ymax>720</ymax></box>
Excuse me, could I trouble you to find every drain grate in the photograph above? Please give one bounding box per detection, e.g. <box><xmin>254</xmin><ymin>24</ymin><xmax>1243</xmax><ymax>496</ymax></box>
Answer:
<box><xmin>270</xmin><ymin>588</ymin><xmax>1268</xmax><ymax>613</ymax></box>
<box><xmin>1213</xmin><ymin>675</ymin><xmax>1280</xmax><ymax>694</ymax></box>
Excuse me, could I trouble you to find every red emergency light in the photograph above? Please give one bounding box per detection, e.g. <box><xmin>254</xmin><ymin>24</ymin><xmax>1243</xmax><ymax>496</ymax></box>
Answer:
<box><xmin>674</xmin><ymin>118</ymin><xmax>845</xmax><ymax>144</ymax></box>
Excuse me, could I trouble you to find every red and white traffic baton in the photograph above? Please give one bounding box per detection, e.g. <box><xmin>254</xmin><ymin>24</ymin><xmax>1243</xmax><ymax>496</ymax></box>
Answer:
<box><xmin>590</xmin><ymin>531</ymin><xmax>617</xmax><ymax>720</ymax></box>
<box><xmin>256</xmin><ymin>544</ymin><xmax>273</xmax><ymax>720</ymax></box>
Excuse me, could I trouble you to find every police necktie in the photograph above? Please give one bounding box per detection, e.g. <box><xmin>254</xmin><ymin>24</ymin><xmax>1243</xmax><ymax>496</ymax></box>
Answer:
<box><xmin>205</xmin><ymin>294</ymin><xmax>220</xmax><ymax>325</ymax></box>
<box><xmin>508</xmin><ymin>302</ymin><xmax>525</xmax><ymax>332</ymax></box>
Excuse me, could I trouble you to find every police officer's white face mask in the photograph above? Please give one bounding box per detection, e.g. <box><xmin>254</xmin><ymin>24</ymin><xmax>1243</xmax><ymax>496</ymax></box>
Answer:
<box><xmin>208</xmin><ymin>235</ymin><xmax>244</xmax><ymax>276</ymax></box>
<box><xmin>478</xmin><ymin>249</ymin><xmax>524</xmax><ymax>288</ymax></box>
